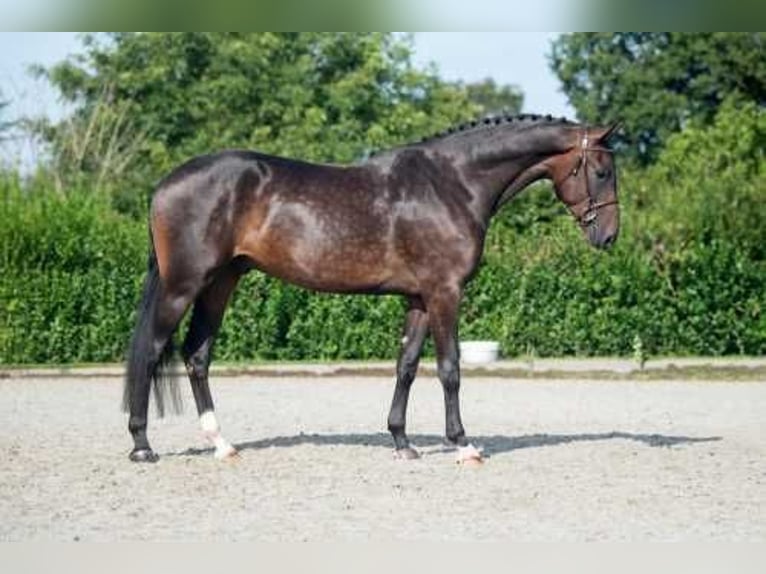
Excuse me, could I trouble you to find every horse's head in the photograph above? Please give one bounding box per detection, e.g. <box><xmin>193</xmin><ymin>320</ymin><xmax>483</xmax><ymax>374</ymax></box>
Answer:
<box><xmin>549</xmin><ymin>123</ymin><xmax>620</xmax><ymax>249</ymax></box>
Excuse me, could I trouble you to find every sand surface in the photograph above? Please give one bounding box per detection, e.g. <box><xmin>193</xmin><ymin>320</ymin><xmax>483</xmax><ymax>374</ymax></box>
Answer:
<box><xmin>1</xmin><ymin>375</ymin><xmax>764</xmax><ymax>541</ymax></box>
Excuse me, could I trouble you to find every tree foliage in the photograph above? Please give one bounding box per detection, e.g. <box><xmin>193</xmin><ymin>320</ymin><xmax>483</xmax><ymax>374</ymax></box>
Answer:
<box><xmin>0</xmin><ymin>90</ymin><xmax>14</xmax><ymax>140</ymax></box>
<box><xmin>630</xmin><ymin>97</ymin><xmax>765</xmax><ymax>260</ymax></box>
<box><xmin>463</xmin><ymin>78</ymin><xmax>523</xmax><ymax>115</ymax></box>
<box><xmin>550</xmin><ymin>32</ymin><xmax>766</xmax><ymax>164</ymax></box>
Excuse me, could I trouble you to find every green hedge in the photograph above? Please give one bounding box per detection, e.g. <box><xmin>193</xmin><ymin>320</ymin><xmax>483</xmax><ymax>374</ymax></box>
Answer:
<box><xmin>462</xmin><ymin>231</ymin><xmax>765</xmax><ymax>357</ymax></box>
<box><xmin>1</xmin><ymin>183</ymin><xmax>146</xmax><ymax>363</ymax></box>
<box><xmin>2</xmin><ymin>183</ymin><xmax>763</xmax><ymax>365</ymax></box>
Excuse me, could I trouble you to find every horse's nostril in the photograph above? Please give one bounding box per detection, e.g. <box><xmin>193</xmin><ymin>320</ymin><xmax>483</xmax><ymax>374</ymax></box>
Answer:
<box><xmin>602</xmin><ymin>234</ymin><xmax>616</xmax><ymax>249</ymax></box>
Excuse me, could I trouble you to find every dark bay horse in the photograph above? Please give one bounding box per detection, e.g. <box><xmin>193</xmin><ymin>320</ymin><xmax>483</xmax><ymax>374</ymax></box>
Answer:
<box><xmin>123</xmin><ymin>114</ymin><xmax>620</xmax><ymax>463</ymax></box>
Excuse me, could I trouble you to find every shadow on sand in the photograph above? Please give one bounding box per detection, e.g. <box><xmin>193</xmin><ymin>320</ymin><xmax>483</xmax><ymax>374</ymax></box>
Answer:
<box><xmin>170</xmin><ymin>430</ymin><xmax>721</xmax><ymax>458</ymax></box>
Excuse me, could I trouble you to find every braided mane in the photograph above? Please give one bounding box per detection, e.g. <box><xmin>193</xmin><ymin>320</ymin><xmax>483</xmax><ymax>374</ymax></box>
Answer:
<box><xmin>418</xmin><ymin>112</ymin><xmax>575</xmax><ymax>145</ymax></box>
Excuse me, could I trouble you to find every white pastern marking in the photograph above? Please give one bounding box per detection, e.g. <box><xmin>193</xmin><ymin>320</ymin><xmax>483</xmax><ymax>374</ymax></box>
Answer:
<box><xmin>199</xmin><ymin>410</ymin><xmax>237</xmax><ymax>459</ymax></box>
<box><xmin>200</xmin><ymin>410</ymin><xmax>220</xmax><ymax>433</ymax></box>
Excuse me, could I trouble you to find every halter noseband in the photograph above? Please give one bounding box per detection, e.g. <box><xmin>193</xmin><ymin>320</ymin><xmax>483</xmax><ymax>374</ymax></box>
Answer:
<box><xmin>564</xmin><ymin>132</ymin><xmax>618</xmax><ymax>228</ymax></box>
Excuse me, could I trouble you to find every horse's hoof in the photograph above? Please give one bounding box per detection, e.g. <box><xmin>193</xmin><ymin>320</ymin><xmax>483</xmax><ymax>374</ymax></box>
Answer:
<box><xmin>214</xmin><ymin>445</ymin><xmax>240</xmax><ymax>461</ymax></box>
<box><xmin>129</xmin><ymin>448</ymin><xmax>159</xmax><ymax>463</ymax></box>
<box><xmin>393</xmin><ymin>447</ymin><xmax>420</xmax><ymax>460</ymax></box>
<box><xmin>456</xmin><ymin>444</ymin><xmax>483</xmax><ymax>466</ymax></box>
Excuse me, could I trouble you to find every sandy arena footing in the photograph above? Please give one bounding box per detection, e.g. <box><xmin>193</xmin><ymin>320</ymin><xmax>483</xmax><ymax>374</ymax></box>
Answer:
<box><xmin>1</xmin><ymin>375</ymin><xmax>764</xmax><ymax>541</ymax></box>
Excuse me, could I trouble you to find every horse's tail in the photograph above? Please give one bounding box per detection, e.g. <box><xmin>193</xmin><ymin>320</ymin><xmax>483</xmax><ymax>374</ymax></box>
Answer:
<box><xmin>122</xmin><ymin>239</ymin><xmax>182</xmax><ymax>417</ymax></box>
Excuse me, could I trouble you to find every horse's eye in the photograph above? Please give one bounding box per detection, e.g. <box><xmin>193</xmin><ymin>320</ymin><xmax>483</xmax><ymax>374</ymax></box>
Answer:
<box><xmin>595</xmin><ymin>168</ymin><xmax>609</xmax><ymax>180</ymax></box>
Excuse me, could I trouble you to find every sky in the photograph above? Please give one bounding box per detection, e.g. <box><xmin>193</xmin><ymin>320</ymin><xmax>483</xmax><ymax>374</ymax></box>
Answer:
<box><xmin>0</xmin><ymin>32</ymin><xmax>575</xmax><ymax>165</ymax></box>
<box><xmin>411</xmin><ymin>33</ymin><xmax>574</xmax><ymax>118</ymax></box>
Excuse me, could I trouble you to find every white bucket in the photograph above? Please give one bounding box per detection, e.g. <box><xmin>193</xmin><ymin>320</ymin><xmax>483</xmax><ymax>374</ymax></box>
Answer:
<box><xmin>459</xmin><ymin>340</ymin><xmax>500</xmax><ymax>364</ymax></box>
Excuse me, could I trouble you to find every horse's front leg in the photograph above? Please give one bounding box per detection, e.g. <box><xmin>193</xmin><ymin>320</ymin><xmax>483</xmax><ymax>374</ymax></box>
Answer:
<box><xmin>387</xmin><ymin>297</ymin><xmax>429</xmax><ymax>459</ymax></box>
<box><xmin>425</xmin><ymin>286</ymin><xmax>483</xmax><ymax>465</ymax></box>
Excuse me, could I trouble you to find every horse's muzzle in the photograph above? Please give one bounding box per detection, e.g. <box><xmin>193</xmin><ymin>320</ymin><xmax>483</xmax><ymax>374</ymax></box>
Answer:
<box><xmin>594</xmin><ymin>230</ymin><xmax>617</xmax><ymax>250</ymax></box>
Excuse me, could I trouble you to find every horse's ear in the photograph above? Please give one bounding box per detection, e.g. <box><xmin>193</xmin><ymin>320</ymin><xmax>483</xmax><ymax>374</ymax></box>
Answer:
<box><xmin>595</xmin><ymin>121</ymin><xmax>622</xmax><ymax>143</ymax></box>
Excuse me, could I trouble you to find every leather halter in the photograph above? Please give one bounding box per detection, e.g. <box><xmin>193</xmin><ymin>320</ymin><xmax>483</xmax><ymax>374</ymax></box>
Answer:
<box><xmin>561</xmin><ymin>132</ymin><xmax>618</xmax><ymax>228</ymax></box>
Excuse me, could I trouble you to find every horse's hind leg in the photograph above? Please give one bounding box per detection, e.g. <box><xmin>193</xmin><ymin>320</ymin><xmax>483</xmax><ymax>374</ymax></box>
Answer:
<box><xmin>127</xmin><ymin>286</ymin><xmax>195</xmax><ymax>463</ymax></box>
<box><xmin>387</xmin><ymin>297</ymin><xmax>429</xmax><ymax>459</ymax></box>
<box><xmin>182</xmin><ymin>265</ymin><xmax>242</xmax><ymax>460</ymax></box>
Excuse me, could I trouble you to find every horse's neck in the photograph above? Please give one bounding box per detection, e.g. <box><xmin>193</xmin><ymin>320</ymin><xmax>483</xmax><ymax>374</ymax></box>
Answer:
<box><xmin>489</xmin><ymin>161</ymin><xmax>551</xmax><ymax>215</ymax></box>
<box><xmin>440</xmin><ymin>126</ymin><xmax>575</xmax><ymax>222</ymax></box>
